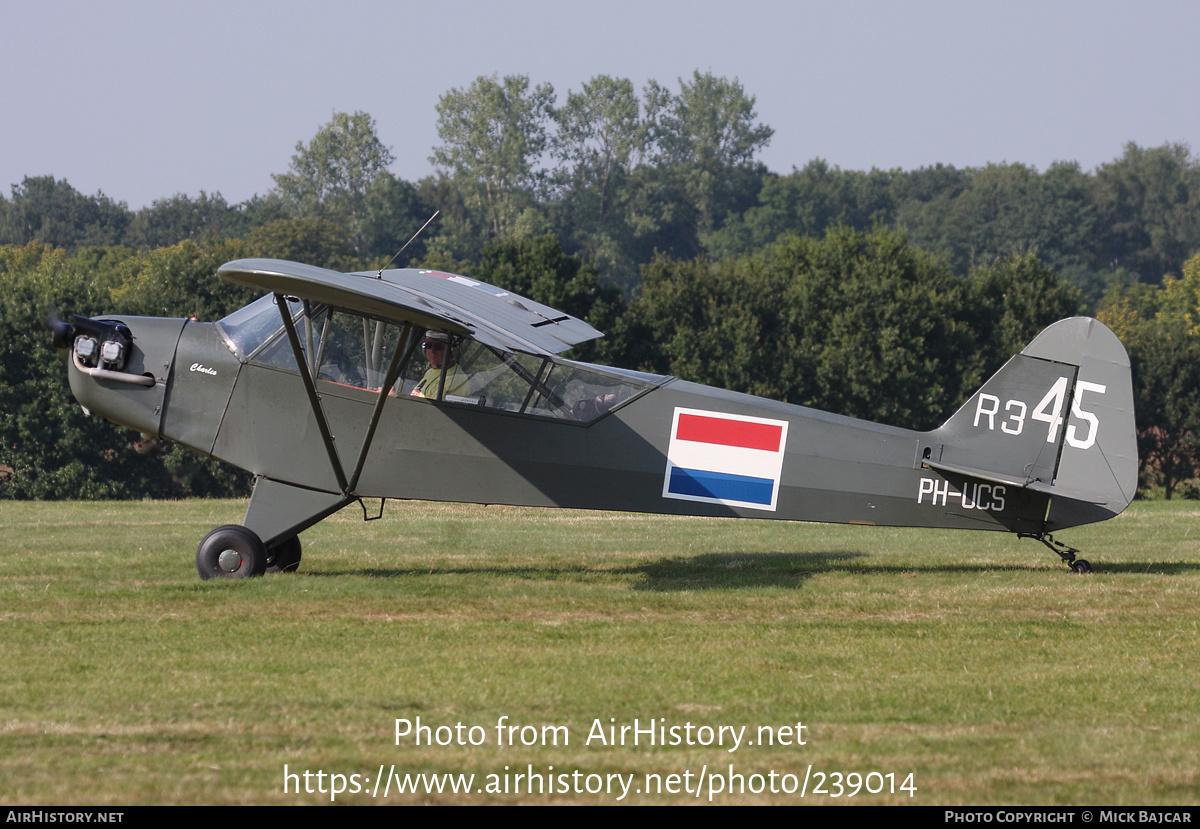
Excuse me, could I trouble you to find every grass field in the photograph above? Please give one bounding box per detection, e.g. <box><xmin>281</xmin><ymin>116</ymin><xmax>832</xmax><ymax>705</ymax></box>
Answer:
<box><xmin>0</xmin><ymin>498</ymin><xmax>1197</xmax><ymax>805</ymax></box>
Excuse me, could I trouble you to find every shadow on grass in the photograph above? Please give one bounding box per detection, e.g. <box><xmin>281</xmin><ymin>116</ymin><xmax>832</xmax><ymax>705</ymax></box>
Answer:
<box><xmin>633</xmin><ymin>551</ymin><xmax>862</xmax><ymax>591</ymax></box>
<box><xmin>1094</xmin><ymin>561</ymin><xmax>1200</xmax><ymax>575</ymax></box>
<box><xmin>220</xmin><ymin>550</ymin><xmax>1200</xmax><ymax>594</ymax></box>
<box><xmin>624</xmin><ymin>553</ymin><xmax>1184</xmax><ymax>590</ymax></box>
<box><xmin>302</xmin><ymin>549</ymin><xmax>1171</xmax><ymax>591</ymax></box>
<box><xmin>304</xmin><ymin>550</ymin><xmax>864</xmax><ymax>590</ymax></box>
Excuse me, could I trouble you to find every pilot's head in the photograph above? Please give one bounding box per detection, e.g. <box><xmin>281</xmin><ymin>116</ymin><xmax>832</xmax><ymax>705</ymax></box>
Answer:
<box><xmin>421</xmin><ymin>331</ymin><xmax>453</xmax><ymax>368</ymax></box>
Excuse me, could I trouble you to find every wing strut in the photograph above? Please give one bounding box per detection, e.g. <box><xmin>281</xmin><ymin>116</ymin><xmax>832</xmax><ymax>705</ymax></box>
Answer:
<box><xmin>278</xmin><ymin>294</ymin><xmax>349</xmax><ymax>494</ymax></box>
<box><xmin>346</xmin><ymin>323</ymin><xmax>418</xmax><ymax>494</ymax></box>
<box><xmin>277</xmin><ymin>298</ymin><xmax>420</xmax><ymax>498</ymax></box>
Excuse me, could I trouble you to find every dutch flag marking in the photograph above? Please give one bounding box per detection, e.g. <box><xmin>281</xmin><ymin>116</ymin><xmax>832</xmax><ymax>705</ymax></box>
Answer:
<box><xmin>662</xmin><ymin>408</ymin><xmax>789</xmax><ymax>511</ymax></box>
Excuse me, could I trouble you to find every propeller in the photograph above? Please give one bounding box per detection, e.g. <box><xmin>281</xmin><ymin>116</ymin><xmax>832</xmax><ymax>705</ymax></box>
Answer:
<box><xmin>45</xmin><ymin>304</ymin><xmax>75</xmax><ymax>350</ymax></box>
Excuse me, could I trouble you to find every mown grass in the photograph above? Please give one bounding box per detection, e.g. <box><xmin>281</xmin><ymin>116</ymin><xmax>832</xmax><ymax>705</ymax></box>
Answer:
<box><xmin>0</xmin><ymin>499</ymin><xmax>1197</xmax><ymax>805</ymax></box>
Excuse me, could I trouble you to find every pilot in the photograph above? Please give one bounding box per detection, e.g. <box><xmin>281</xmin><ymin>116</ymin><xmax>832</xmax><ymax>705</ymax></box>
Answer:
<box><xmin>411</xmin><ymin>331</ymin><xmax>472</xmax><ymax>398</ymax></box>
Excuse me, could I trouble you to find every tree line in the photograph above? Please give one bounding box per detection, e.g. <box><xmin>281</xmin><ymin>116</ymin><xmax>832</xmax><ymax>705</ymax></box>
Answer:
<box><xmin>2</xmin><ymin>71</ymin><xmax>1199</xmax><ymax>499</ymax></box>
<box><xmin>4</xmin><ymin>72</ymin><xmax>1199</xmax><ymax>301</ymax></box>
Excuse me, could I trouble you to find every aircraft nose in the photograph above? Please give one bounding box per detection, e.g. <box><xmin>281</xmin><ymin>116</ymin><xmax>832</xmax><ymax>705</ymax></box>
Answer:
<box><xmin>65</xmin><ymin>315</ymin><xmax>190</xmax><ymax>437</ymax></box>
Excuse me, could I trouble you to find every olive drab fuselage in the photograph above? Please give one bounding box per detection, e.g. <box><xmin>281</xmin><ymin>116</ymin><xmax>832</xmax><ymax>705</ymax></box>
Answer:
<box><xmin>60</xmin><ymin>259</ymin><xmax>1138</xmax><ymax>579</ymax></box>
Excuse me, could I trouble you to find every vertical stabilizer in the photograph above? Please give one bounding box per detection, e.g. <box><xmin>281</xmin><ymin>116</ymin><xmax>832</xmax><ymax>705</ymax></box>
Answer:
<box><xmin>933</xmin><ymin>318</ymin><xmax>1137</xmax><ymax>530</ymax></box>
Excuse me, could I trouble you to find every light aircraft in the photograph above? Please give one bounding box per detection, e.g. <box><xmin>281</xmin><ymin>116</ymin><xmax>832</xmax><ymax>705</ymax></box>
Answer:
<box><xmin>50</xmin><ymin>259</ymin><xmax>1137</xmax><ymax>579</ymax></box>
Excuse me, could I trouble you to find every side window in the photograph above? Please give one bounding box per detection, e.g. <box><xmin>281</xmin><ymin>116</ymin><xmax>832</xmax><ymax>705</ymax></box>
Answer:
<box><xmin>235</xmin><ymin>309</ymin><xmax>659</xmax><ymax>420</ymax></box>
<box><xmin>456</xmin><ymin>341</ymin><xmax>547</xmax><ymax>410</ymax></box>
<box><xmin>247</xmin><ymin>303</ymin><xmax>413</xmax><ymax>393</ymax></box>
<box><xmin>248</xmin><ymin>304</ymin><xmax>323</xmax><ymax>371</ymax></box>
<box><xmin>410</xmin><ymin>336</ymin><xmax>655</xmax><ymax>422</ymax></box>
<box><xmin>527</xmin><ymin>362</ymin><xmax>649</xmax><ymax>420</ymax></box>
<box><xmin>315</xmin><ymin>311</ymin><xmax>407</xmax><ymax>391</ymax></box>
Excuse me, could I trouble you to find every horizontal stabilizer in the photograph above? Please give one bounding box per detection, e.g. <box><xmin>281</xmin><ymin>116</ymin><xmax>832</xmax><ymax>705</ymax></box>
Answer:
<box><xmin>923</xmin><ymin>459</ymin><xmax>1033</xmax><ymax>490</ymax></box>
<box><xmin>924</xmin><ymin>459</ymin><xmax>1108</xmax><ymax>506</ymax></box>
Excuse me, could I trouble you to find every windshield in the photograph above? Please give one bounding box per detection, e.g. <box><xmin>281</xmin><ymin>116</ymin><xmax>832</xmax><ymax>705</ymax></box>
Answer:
<box><xmin>216</xmin><ymin>294</ymin><xmax>305</xmax><ymax>359</ymax></box>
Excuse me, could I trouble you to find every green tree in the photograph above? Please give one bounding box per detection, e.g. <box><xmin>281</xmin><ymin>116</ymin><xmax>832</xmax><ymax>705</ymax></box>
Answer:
<box><xmin>767</xmin><ymin>227</ymin><xmax>969</xmax><ymax>428</ymax></box>
<box><xmin>0</xmin><ymin>244</ymin><xmax>172</xmax><ymax>499</ymax></box>
<box><xmin>357</xmin><ymin>172</ymin><xmax>437</xmax><ymax>264</ymax></box>
<box><xmin>1098</xmin><ymin>253</ymin><xmax>1200</xmax><ymax>498</ymax></box>
<box><xmin>619</xmin><ymin>253</ymin><xmax>780</xmax><ymax>397</ymax></box>
<box><xmin>1</xmin><ymin>240</ymin><xmax>263</xmax><ymax>500</ymax></box>
<box><xmin>431</xmin><ymin>74</ymin><xmax>556</xmax><ymax>244</ymax></box>
<box><xmin>124</xmin><ymin>191</ymin><xmax>238</xmax><ymax>249</ymax></box>
<box><xmin>111</xmin><ymin>237</ymin><xmax>256</xmax><ymax>321</ymax></box>
<box><xmin>414</xmin><ymin>172</ymin><xmax>482</xmax><ymax>265</ymax></box>
<box><xmin>626</xmin><ymin>226</ymin><xmax>971</xmax><ymax>429</ymax></box>
<box><xmin>553</xmin><ymin>76</ymin><xmax>642</xmax><ymax>214</ymax></box>
<box><xmin>893</xmin><ymin>163</ymin><xmax>1096</xmax><ymax>280</ymax></box>
<box><xmin>0</xmin><ymin>176</ymin><xmax>130</xmax><ymax>249</ymax></box>
<box><xmin>471</xmin><ymin>235</ymin><xmax>624</xmax><ymax>363</ymax></box>
<box><xmin>712</xmin><ymin>161</ymin><xmax>902</xmax><ymax>257</ymax></box>
<box><xmin>550</xmin><ymin>75</ymin><xmax>644</xmax><ymax>288</ymax></box>
<box><xmin>243</xmin><ymin>217</ymin><xmax>359</xmax><ymax>272</ymax></box>
<box><xmin>1126</xmin><ymin>319</ymin><xmax>1200</xmax><ymax>499</ymax></box>
<box><xmin>648</xmin><ymin>71</ymin><xmax>774</xmax><ymax>246</ymax></box>
<box><xmin>618</xmin><ymin>162</ymin><xmax>704</xmax><ymax>265</ymax></box>
<box><xmin>226</xmin><ymin>192</ymin><xmax>289</xmax><ymax>237</ymax></box>
<box><xmin>962</xmin><ymin>252</ymin><xmax>1084</xmax><ymax>392</ymax></box>
<box><xmin>1089</xmin><ymin>142</ymin><xmax>1200</xmax><ymax>282</ymax></box>
<box><xmin>272</xmin><ymin>111</ymin><xmax>395</xmax><ymax>255</ymax></box>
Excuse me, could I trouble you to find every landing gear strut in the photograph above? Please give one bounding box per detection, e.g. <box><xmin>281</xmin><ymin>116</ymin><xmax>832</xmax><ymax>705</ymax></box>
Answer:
<box><xmin>1019</xmin><ymin>532</ymin><xmax>1091</xmax><ymax>574</ymax></box>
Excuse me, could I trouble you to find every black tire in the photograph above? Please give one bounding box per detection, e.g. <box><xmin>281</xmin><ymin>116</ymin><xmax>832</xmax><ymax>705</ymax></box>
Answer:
<box><xmin>1070</xmin><ymin>559</ymin><xmax>1092</xmax><ymax>574</ymax></box>
<box><xmin>266</xmin><ymin>535</ymin><xmax>302</xmax><ymax>574</ymax></box>
<box><xmin>196</xmin><ymin>525</ymin><xmax>267</xmax><ymax>580</ymax></box>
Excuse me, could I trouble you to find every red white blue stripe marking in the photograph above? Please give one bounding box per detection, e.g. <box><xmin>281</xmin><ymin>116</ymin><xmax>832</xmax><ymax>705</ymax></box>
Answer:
<box><xmin>662</xmin><ymin>408</ymin><xmax>789</xmax><ymax>511</ymax></box>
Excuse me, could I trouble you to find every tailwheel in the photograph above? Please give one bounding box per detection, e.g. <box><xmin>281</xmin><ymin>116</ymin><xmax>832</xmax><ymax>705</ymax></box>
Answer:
<box><xmin>266</xmin><ymin>535</ymin><xmax>302</xmax><ymax>573</ymax></box>
<box><xmin>196</xmin><ymin>525</ymin><xmax>267</xmax><ymax>580</ymax></box>
<box><xmin>1018</xmin><ymin>532</ymin><xmax>1091</xmax><ymax>574</ymax></box>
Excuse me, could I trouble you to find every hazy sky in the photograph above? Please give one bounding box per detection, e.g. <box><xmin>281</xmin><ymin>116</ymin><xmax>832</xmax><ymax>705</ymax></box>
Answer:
<box><xmin>3</xmin><ymin>0</ymin><xmax>1197</xmax><ymax>208</ymax></box>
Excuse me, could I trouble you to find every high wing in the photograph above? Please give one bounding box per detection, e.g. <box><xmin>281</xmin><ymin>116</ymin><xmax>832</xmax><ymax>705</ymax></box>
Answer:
<box><xmin>217</xmin><ymin>258</ymin><xmax>602</xmax><ymax>356</ymax></box>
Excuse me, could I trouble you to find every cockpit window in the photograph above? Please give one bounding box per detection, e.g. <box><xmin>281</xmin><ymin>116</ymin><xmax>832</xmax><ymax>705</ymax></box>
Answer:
<box><xmin>524</xmin><ymin>359</ymin><xmax>653</xmax><ymax>421</ymax></box>
<box><xmin>314</xmin><ymin>310</ymin><xmax>408</xmax><ymax>390</ymax></box>
<box><xmin>401</xmin><ymin>336</ymin><xmax>658</xmax><ymax>422</ymax></box>
<box><xmin>222</xmin><ymin>297</ymin><xmax>661</xmax><ymax>422</ymax></box>
<box><xmin>249</xmin><ymin>304</ymin><xmax>411</xmax><ymax>391</ymax></box>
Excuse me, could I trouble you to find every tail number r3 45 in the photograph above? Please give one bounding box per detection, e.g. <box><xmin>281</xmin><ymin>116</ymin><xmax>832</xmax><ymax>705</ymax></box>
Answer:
<box><xmin>973</xmin><ymin>377</ymin><xmax>1106</xmax><ymax>450</ymax></box>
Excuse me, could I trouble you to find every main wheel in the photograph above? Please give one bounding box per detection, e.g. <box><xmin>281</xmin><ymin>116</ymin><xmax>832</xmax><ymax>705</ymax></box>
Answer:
<box><xmin>196</xmin><ymin>525</ymin><xmax>267</xmax><ymax>580</ymax></box>
<box><xmin>266</xmin><ymin>535</ymin><xmax>302</xmax><ymax>573</ymax></box>
<box><xmin>1070</xmin><ymin>559</ymin><xmax>1092</xmax><ymax>574</ymax></box>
